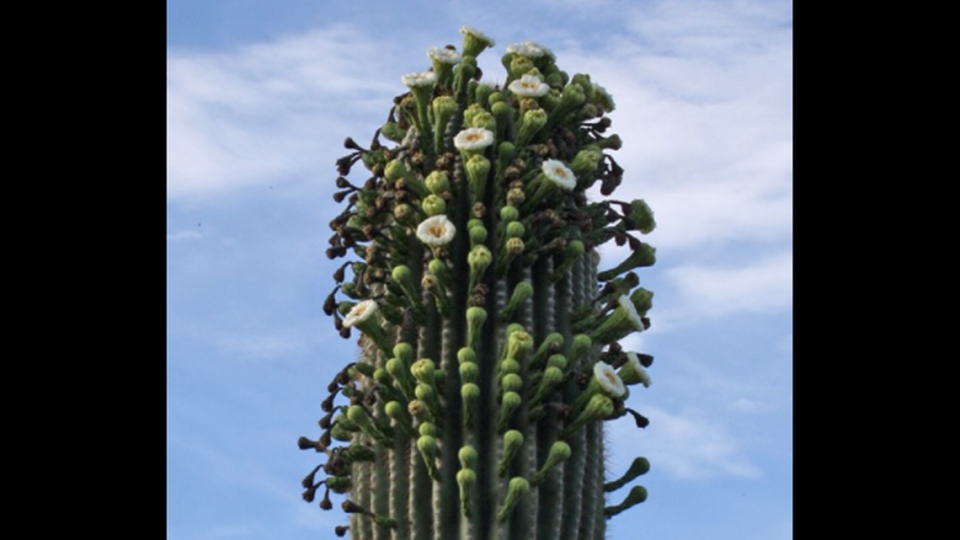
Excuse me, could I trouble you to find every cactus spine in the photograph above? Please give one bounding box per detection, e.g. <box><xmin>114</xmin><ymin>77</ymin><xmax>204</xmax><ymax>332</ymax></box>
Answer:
<box><xmin>301</xmin><ymin>27</ymin><xmax>658</xmax><ymax>540</ymax></box>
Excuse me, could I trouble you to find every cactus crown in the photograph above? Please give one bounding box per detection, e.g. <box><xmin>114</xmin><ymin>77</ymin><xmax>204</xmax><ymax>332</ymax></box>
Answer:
<box><xmin>304</xmin><ymin>27</ymin><xmax>658</xmax><ymax>540</ymax></box>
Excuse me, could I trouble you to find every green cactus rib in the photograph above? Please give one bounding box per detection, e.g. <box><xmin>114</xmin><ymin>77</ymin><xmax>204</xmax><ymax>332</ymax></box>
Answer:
<box><xmin>301</xmin><ymin>27</ymin><xmax>658</xmax><ymax>540</ymax></box>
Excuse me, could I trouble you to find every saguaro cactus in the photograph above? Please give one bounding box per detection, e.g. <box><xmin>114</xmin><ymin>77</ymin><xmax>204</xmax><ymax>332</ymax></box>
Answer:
<box><xmin>299</xmin><ymin>27</ymin><xmax>657</xmax><ymax>540</ymax></box>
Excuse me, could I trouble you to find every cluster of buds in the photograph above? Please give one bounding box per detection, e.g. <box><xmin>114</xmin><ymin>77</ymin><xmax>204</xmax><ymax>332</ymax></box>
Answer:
<box><xmin>302</xmin><ymin>26</ymin><xmax>657</xmax><ymax>540</ymax></box>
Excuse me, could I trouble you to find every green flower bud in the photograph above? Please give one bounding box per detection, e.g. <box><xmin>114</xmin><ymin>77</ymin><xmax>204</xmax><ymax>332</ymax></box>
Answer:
<box><xmin>393</xmin><ymin>202</ymin><xmax>414</xmax><ymax>222</ymax></box>
<box><xmin>604</xmin><ymin>485</ymin><xmax>648</xmax><ymax>517</ymax></box>
<box><xmin>500</xmin><ymin>372</ymin><xmax>523</xmax><ymax>394</ymax></box>
<box><xmin>386</xmin><ymin>358</ymin><xmax>416</xmax><ymax>400</ymax></box>
<box><xmin>497</xmin><ymin>391</ymin><xmax>522</xmax><ymax>430</ymax></box>
<box><xmin>497</xmin><ymin>430</ymin><xmax>524</xmax><ymax>477</ymax></box>
<box><xmin>546</xmin><ymin>354</ymin><xmax>567</xmax><ymax>371</ymax></box>
<box><xmin>470</xmin><ymin>224</ymin><xmax>488</xmax><ymax>246</ymax></box>
<box><xmin>462</xmin><ymin>382</ymin><xmax>480</xmax><ymax>427</ymax></box>
<box><xmin>502</xmin><ymin>330</ymin><xmax>533</xmax><ymax>363</ymax></box>
<box><xmin>570</xmin><ymin>147</ymin><xmax>602</xmax><ymax>175</ymax></box>
<box><xmin>432</xmin><ymin>95</ymin><xmax>458</xmax><ymax>152</ymax></box>
<box><xmin>415</xmin><ymin>381</ymin><xmax>437</xmax><ymax>402</ymax></box>
<box><xmin>596</xmin><ymin>133</ymin><xmax>622</xmax><ymax>150</ymax></box>
<box><xmin>419</xmin><ymin>421</ymin><xmax>439</xmax><ymax>438</ymax></box>
<box><xmin>380</xmin><ymin>121</ymin><xmax>407</xmax><ymax>143</ymax></box>
<box><xmin>326</xmin><ymin>475</ymin><xmax>353</xmax><ymax>494</ymax></box>
<box><xmin>457</xmin><ymin>468</ymin><xmax>478</xmax><ymax>518</ymax></box>
<box><xmin>499</xmin><ymin>357</ymin><xmax>520</xmax><ymax>375</ymax></box>
<box><xmin>508</xmin><ymin>55</ymin><xmax>535</xmax><ymax>81</ymax></box>
<box><xmin>505</xmin><ymin>220</ymin><xmax>525</xmax><ymax>239</ymax></box>
<box><xmin>466</xmin><ymin>154</ymin><xmax>492</xmax><ymax>205</ymax></box>
<box><xmin>425</xmin><ymin>170</ymin><xmax>451</xmax><ymax>197</ymax></box>
<box><xmin>470</xmin><ymin>111</ymin><xmax>497</xmax><ymax>132</ymax></box>
<box><xmin>340</xmin><ymin>444</ymin><xmax>376</xmax><ymax>466</ymax></box>
<box><xmin>532</xmin><ymin>441</ymin><xmax>572</xmax><ymax>486</ymax></box>
<box><xmin>515</xmin><ymin>108</ymin><xmax>548</xmax><ymax>148</ymax></box>
<box><xmin>597</xmin><ymin>243</ymin><xmax>656</xmax><ymax>281</ymax></box>
<box><xmin>428</xmin><ymin>258</ymin><xmax>452</xmax><ymax>286</ymax></box>
<box><xmin>475</xmin><ymin>83</ymin><xmax>494</xmax><ymax>108</ymax></box>
<box><xmin>570</xmin><ymin>73</ymin><xmax>593</xmax><ymax>99</ymax></box>
<box><xmin>561</xmin><ymin>394</ymin><xmax>614</xmax><ymax>439</ymax></box>
<box><xmin>466</xmin><ymin>306</ymin><xmax>488</xmax><ymax>350</ymax></box>
<box><xmin>529</xmin><ymin>365</ymin><xmax>565</xmax><ymax>406</ymax></box>
<box><xmin>604</xmin><ymin>457</ymin><xmax>651</xmax><ymax>492</ymax></box>
<box><xmin>411</xmin><ymin>358</ymin><xmax>436</xmax><ymax>384</ymax></box>
<box><xmin>422</xmin><ymin>194</ymin><xmax>447</xmax><ymax>216</ymax></box>
<box><xmin>630</xmin><ymin>287</ymin><xmax>654</xmax><ymax>317</ymax></box>
<box><xmin>497</xmin><ymin>477</ymin><xmax>530</xmax><ymax>522</ymax></box>
<box><xmin>417</xmin><ymin>435</ymin><xmax>441</xmax><ymax>481</ymax></box>
<box><xmin>468</xmin><ymin>245</ymin><xmax>492</xmax><ymax>291</ymax></box>
<box><xmin>501</xmin><ymin>281</ymin><xmax>533</xmax><ymax>323</ymax></box>
<box><xmin>531</xmin><ymin>332</ymin><xmax>564</xmax><ymax>367</ymax></box>
<box><xmin>627</xmin><ymin>199</ymin><xmax>656</xmax><ymax>234</ymax></box>
<box><xmin>458</xmin><ymin>347</ymin><xmax>477</xmax><ymax>364</ymax></box>
<box><xmin>491</xmin><ymin>100</ymin><xmax>514</xmax><ymax>129</ymax></box>
<box><xmin>497</xmin><ymin>140</ymin><xmax>516</xmax><ymax>165</ymax></box>
<box><xmin>459</xmin><ymin>445</ymin><xmax>479</xmax><ymax>469</ymax></box>
<box><xmin>568</xmin><ymin>334</ymin><xmax>592</xmax><ymax>368</ymax></box>
<box><xmin>384</xmin><ymin>400</ymin><xmax>418</xmax><ymax>437</ymax></box>
<box><xmin>459</xmin><ymin>361</ymin><xmax>479</xmax><ymax>384</ymax></box>
<box><xmin>394</xmin><ymin>342</ymin><xmax>414</xmax><ymax>366</ymax></box>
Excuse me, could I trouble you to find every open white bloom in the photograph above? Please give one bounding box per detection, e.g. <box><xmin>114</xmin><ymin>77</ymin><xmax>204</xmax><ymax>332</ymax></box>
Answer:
<box><xmin>508</xmin><ymin>74</ymin><xmax>550</xmax><ymax>98</ymax></box>
<box><xmin>460</xmin><ymin>26</ymin><xmax>495</xmax><ymax>47</ymax></box>
<box><xmin>506</xmin><ymin>41</ymin><xmax>546</xmax><ymax>58</ymax></box>
<box><xmin>401</xmin><ymin>71</ymin><xmax>437</xmax><ymax>88</ymax></box>
<box><xmin>541</xmin><ymin>159</ymin><xmax>576</xmax><ymax>191</ymax></box>
<box><xmin>594</xmin><ymin>362</ymin><xmax>627</xmax><ymax>398</ymax></box>
<box><xmin>454</xmin><ymin>127</ymin><xmax>495</xmax><ymax>152</ymax></box>
<box><xmin>343</xmin><ymin>299</ymin><xmax>379</xmax><ymax>328</ymax></box>
<box><xmin>617</xmin><ymin>294</ymin><xmax>644</xmax><ymax>332</ymax></box>
<box><xmin>625</xmin><ymin>351</ymin><xmax>652</xmax><ymax>388</ymax></box>
<box><xmin>427</xmin><ymin>47</ymin><xmax>461</xmax><ymax>64</ymax></box>
<box><xmin>416</xmin><ymin>215</ymin><xmax>457</xmax><ymax>247</ymax></box>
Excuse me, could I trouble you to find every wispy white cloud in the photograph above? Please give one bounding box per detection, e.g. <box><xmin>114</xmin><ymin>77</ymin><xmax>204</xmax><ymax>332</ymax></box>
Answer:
<box><xmin>167</xmin><ymin>24</ymin><xmax>404</xmax><ymax>203</ymax></box>
<box><xmin>663</xmin><ymin>250</ymin><xmax>792</xmax><ymax>321</ymax></box>
<box><xmin>608</xmin><ymin>406</ymin><xmax>761</xmax><ymax>480</ymax></box>
<box><xmin>167</xmin><ymin>230</ymin><xmax>203</xmax><ymax>242</ymax></box>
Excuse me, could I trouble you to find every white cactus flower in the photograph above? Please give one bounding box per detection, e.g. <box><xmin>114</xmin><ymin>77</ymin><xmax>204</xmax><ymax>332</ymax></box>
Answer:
<box><xmin>460</xmin><ymin>26</ymin><xmax>495</xmax><ymax>47</ymax></box>
<box><xmin>594</xmin><ymin>361</ymin><xmax>626</xmax><ymax>398</ymax></box>
<box><xmin>617</xmin><ymin>294</ymin><xmax>644</xmax><ymax>332</ymax></box>
<box><xmin>427</xmin><ymin>47</ymin><xmax>461</xmax><ymax>64</ymax></box>
<box><xmin>416</xmin><ymin>215</ymin><xmax>457</xmax><ymax>247</ymax></box>
<box><xmin>454</xmin><ymin>127</ymin><xmax>495</xmax><ymax>152</ymax></box>
<box><xmin>506</xmin><ymin>41</ymin><xmax>547</xmax><ymax>58</ymax></box>
<box><xmin>401</xmin><ymin>71</ymin><xmax>437</xmax><ymax>88</ymax></box>
<box><xmin>541</xmin><ymin>159</ymin><xmax>576</xmax><ymax>191</ymax></box>
<box><xmin>508</xmin><ymin>74</ymin><xmax>550</xmax><ymax>98</ymax></box>
<box><xmin>626</xmin><ymin>351</ymin><xmax>652</xmax><ymax>388</ymax></box>
<box><xmin>343</xmin><ymin>299</ymin><xmax>379</xmax><ymax>328</ymax></box>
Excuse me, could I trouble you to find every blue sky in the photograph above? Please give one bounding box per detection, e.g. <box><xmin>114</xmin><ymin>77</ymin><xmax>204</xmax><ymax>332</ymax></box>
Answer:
<box><xmin>167</xmin><ymin>1</ymin><xmax>792</xmax><ymax>538</ymax></box>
